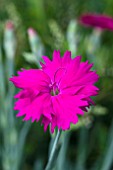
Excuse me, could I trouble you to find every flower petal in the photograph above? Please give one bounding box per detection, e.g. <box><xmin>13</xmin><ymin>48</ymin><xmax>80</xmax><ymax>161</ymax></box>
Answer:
<box><xmin>42</xmin><ymin>50</ymin><xmax>62</xmax><ymax>82</ymax></box>
<box><xmin>59</xmin><ymin>58</ymin><xmax>99</xmax><ymax>91</ymax></box>
<box><xmin>50</xmin><ymin>94</ymin><xmax>88</xmax><ymax>132</ymax></box>
<box><xmin>10</xmin><ymin>69</ymin><xmax>51</xmax><ymax>91</ymax></box>
<box><xmin>15</xmin><ymin>93</ymin><xmax>52</xmax><ymax>122</ymax></box>
<box><xmin>62</xmin><ymin>50</ymin><xmax>72</xmax><ymax>67</ymax></box>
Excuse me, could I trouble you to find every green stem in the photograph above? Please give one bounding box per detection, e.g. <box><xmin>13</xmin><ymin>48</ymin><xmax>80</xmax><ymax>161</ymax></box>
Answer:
<box><xmin>45</xmin><ymin>130</ymin><xmax>62</xmax><ymax>170</ymax></box>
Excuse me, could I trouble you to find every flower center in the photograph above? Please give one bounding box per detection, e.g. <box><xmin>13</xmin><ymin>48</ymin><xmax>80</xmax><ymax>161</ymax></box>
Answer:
<box><xmin>50</xmin><ymin>83</ymin><xmax>59</xmax><ymax>96</ymax></box>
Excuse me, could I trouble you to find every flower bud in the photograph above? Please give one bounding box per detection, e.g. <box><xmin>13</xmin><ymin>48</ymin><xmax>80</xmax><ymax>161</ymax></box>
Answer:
<box><xmin>27</xmin><ymin>27</ymin><xmax>44</xmax><ymax>61</ymax></box>
<box><xmin>3</xmin><ymin>21</ymin><xmax>16</xmax><ymax>59</ymax></box>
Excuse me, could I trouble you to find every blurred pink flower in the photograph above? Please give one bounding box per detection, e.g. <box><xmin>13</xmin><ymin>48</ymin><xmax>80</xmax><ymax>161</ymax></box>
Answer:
<box><xmin>79</xmin><ymin>13</ymin><xmax>113</xmax><ymax>31</ymax></box>
<box><xmin>10</xmin><ymin>50</ymin><xmax>99</xmax><ymax>133</ymax></box>
<box><xmin>28</xmin><ymin>28</ymin><xmax>37</xmax><ymax>37</ymax></box>
<box><xmin>5</xmin><ymin>21</ymin><xmax>14</xmax><ymax>30</ymax></box>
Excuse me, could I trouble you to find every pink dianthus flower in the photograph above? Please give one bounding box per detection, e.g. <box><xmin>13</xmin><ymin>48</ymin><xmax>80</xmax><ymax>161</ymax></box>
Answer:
<box><xmin>10</xmin><ymin>50</ymin><xmax>99</xmax><ymax>133</ymax></box>
<box><xmin>79</xmin><ymin>13</ymin><xmax>113</xmax><ymax>31</ymax></box>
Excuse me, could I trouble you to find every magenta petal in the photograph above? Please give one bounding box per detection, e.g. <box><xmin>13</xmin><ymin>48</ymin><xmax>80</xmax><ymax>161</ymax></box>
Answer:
<box><xmin>15</xmin><ymin>93</ymin><xmax>52</xmax><ymax>122</ymax></box>
<box><xmin>59</xmin><ymin>58</ymin><xmax>99</xmax><ymax>90</ymax></box>
<box><xmin>42</xmin><ymin>56</ymin><xmax>51</xmax><ymax>65</ymax></box>
<box><xmin>62</xmin><ymin>50</ymin><xmax>72</xmax><ymax>67</ymax></box>
<box><xmin>59</xmin><ymin>56</ymin><xmax>81</xmax><ymax>89</ymax></box>
<box><xmin>10</xmin><ymin>69</ymin><xmax>51</xmax><ymax>90</ymax></box>
<box><xmin>41</xmin><ymin>116</ymin><xmax>51</xmax><ymax>132</ymax></box>
<box><xmin>53</xmin><ymin>50</ymin><xmax>61</xmax><ymax>65</ymax></box>
<box><xmin>42</xmin><ymin>50</ymin><xmax>62</xmax><ymax>82</ymax></box>
<box><xmin>50</xmin><ymin>94</ymin><xmax>88</xmax><ymax>132</ymax></box>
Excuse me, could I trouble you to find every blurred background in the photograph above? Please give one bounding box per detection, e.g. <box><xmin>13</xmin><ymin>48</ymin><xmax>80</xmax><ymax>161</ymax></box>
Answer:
<box><xmin>0</xmin><ymin>0</ymin><xmax>113</xmax><ymax>170</ymax></box>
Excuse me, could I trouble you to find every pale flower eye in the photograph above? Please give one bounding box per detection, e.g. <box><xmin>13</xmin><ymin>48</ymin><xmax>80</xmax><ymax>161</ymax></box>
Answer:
<box><xmin>50</xmin><ymin>86</ymin><xmax>59</xmax><ymax>96</ymax></box>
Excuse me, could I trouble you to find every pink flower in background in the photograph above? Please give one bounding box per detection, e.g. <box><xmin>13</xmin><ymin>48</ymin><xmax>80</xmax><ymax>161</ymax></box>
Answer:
<box><xmin>10</xmin><ymin>50</ymin><xmax>99</xmax><ymax>133</ymax></box>
<box><xmin>79</xmin><ymin>13</ymin><xmax>113</xmax><ymax>31</ymax></box>
<box><xmin>5</xmin><ymin>21</ymin><xmax>14</xmax><ymax>30</ymax></box>
<box><xmin>28</xmin><ymin>27</ymin><xmax>37</xmax><ymax>37</ymax></box>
